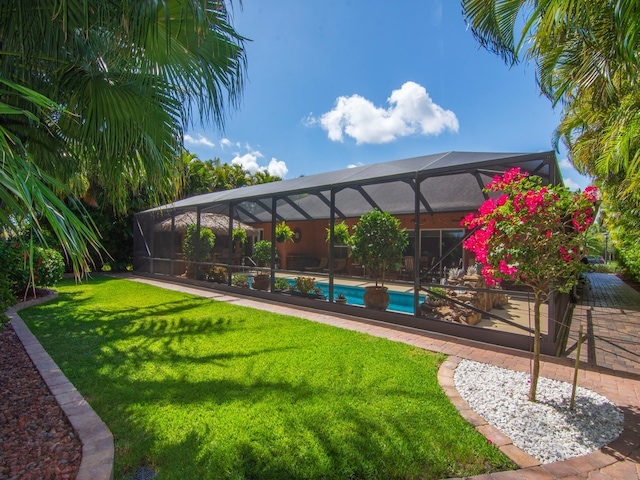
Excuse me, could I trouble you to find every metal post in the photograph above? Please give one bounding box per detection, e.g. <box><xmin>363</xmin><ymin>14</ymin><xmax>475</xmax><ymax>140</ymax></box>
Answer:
<box><xmin>329</xmin><ymin>189</ymin><xmax>336</xmax><ymax>302</ymax></box>
<box><xmin>413</xmin><ymin>174</ymin><xmax>421</xmax><ymax>315</ymax></box>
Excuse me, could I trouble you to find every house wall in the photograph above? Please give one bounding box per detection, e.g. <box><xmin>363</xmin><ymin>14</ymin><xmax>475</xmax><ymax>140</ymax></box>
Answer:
<box><xmin>254</xmin><ymin>212</ymin><xmax>469</xmax><ymax>271</ymax></box>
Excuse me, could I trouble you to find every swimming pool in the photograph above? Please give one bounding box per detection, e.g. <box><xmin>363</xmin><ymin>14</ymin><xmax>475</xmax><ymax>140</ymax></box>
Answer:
<box><xmin>295</xmin><ymin>280</ymin><xmax>424</xmax><ymax>314</ymax></box>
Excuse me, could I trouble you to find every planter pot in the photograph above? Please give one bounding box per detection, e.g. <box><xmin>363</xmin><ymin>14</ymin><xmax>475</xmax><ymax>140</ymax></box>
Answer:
<box><xmin>363</xmin><ymin>286</ymin><xmax>390</xmax><ymax>311</ymax></box>
<box><xmin>252</xmin><ymin>274</ymin><xmax>271</xmax><ymax>291</ymax></box>
<box><xmin>184</xmin><ymin>264</ymin><xmax>196</xmax><ymax>279</ymax></box>
<box><xmin>335</xmin><ymin>298</ymin><xmax>347</xmax><ymax>305</ymax></box>
<box><xmin>290</xmin><ymin>291</ymin><xmax>326</xmax><ymax>300</ymax></box>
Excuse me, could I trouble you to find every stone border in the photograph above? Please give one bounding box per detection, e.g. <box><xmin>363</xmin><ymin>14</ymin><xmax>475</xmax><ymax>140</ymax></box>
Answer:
<box><xmin>5</xmin><ymin>293</ymin><xmax>114</xmax><ymax>480</ymax></box>
<box><xmin>438</xmin><ymin>356</ymin><xmax>627</xmax><ymax>480</ymax></box>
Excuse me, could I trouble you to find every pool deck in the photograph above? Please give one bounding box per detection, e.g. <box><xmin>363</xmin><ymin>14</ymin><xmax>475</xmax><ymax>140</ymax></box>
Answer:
<box><xmin>277</xmin><ymin>271</ymin><xmax>546</xmax><ymax>334</ymax></box>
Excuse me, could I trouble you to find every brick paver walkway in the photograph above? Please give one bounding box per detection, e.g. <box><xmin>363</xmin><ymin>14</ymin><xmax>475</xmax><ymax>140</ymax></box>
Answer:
<box><xmin>130</xmin><ymin>274</ymin><xmax>640</xmax><ymax>480</ymax></box>
<box><xmin>567</xmin><ymin>273</ymin><xmax>640</xmax><ymax>377</ymax></box>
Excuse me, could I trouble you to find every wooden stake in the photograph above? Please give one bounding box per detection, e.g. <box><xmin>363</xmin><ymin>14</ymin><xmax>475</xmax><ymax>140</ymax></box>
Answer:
<box><xmin>570</xmin><ymin>323</ymin><xmax>584</xmax><ymax>410</ymax></box>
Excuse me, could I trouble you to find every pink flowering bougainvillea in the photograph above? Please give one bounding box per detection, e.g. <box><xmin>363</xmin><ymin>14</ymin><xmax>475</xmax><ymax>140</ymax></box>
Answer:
<box><xmin>461</xmin><ymin>168</ymin><xmax>599</xmax><ymax>401</ymax></box>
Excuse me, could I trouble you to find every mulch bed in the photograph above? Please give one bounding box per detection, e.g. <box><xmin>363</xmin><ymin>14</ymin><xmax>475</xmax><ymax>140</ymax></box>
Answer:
<box><xmin>0</xmin><ymin>319</ymin><xmax>82</xmax><ymax>480</ymax></box>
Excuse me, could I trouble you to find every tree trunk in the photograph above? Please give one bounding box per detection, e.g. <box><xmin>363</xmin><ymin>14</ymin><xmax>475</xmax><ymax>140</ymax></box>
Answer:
<box><xmin>528</xmin><ymin>290</ymin><xmax>542</xmax><ymax>402</ymax></box>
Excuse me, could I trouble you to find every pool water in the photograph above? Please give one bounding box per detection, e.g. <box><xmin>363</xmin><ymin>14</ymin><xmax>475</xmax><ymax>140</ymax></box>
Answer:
<box><xmin>288</xmin><ymin>280</ymin><xmax>424</xmax><ymax>314</ymax></box>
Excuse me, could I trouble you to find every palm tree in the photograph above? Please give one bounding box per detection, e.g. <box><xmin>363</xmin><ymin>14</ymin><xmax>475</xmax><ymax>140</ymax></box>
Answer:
<box><xmin>461</xmin><ymin>0</ymin><xmax>640</xmax><ymax>277</ymax></box>
<box><xmin>461</xmin><ymin>1</ymin><xmax>639</xmax><ymax>106</ymax></box>
<box><xmin>0</xmin><ymin>1</ymin><xmax>246</xmax><ymax>271</ymax></box>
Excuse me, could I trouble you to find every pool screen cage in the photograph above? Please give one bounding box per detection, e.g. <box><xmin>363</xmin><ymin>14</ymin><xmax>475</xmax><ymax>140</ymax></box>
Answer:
<box><xmin>134</xmin><ymin>151</ymin><xmax>575</xmax><ymax>355</ymax></box>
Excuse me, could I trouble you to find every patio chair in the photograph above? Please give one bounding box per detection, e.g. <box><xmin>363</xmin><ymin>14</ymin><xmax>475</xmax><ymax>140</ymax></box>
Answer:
<box><xmin>324</xmin><ymin>258</ymin><xmax>347</xmax><ymax>274</ymax></box>
<box><xmin>306</xmin><ymin>257</ymin><xmax>328</xmax><ymax>272</ymax></box>
<box><xmin>400</xmin><ymin>256</ymin><xmax>414</xmax><ymax>279</ymax></box>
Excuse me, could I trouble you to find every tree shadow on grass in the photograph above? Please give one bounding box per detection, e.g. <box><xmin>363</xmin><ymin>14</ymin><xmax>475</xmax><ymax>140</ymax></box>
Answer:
<box><xmin>116</xmin><ymin>383</ymin><xmax>509</xmax><ymax>480</ymax></box>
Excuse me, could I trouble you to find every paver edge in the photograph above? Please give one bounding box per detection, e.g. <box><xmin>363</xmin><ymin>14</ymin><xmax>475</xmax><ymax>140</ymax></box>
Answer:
<box><xmin>439</xmin><ymin>355</ymin><xmax>634</xmax><ymax>479</ymax></box>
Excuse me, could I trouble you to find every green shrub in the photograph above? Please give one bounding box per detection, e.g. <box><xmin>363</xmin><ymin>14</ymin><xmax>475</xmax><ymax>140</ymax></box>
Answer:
<box><xmin>32</xmin><ymin>247</ymin><xmax>65</xmax><ymax>287</ymax></box>
<box><xmin>0</xmin><ymin>240</ymin><xmax>27</xmax><ymax>310</ymax></box>
<box><xmin>252</xmin><ymin>240</ymin><xmax>272</xmax><ymax>267</ymax></box>
<box><xmin>273</xmin><ymin>277</ymin><xmax>291</xmax><ymax>291</ymax></box>
<box><xmin>294</xmin><ymin>276</ymin><xmax>317</xmax><ymax>295</ymax></box>
<box><xmin>183</xmin><ymin>225</ymin><xmax>215</xmax><ymax>262</ymax></box>
<box><xmin>232</xmin><ymin>274</ymin><xmax>249</xmax><ymax>288</ymax></box>
<box><xmin>350</xmin><ymin>209</ymin><xmax>408</xmax><ymax>286</ymax></box>
<box><xmin>208</xmin><ymin>266</ymin><xmax>228</xmax><ymax>283</ymax></box>
<box><xmin>0</xmin><ymin>240</ymin><xmax>64</xmax><ymax>312</ymax></box>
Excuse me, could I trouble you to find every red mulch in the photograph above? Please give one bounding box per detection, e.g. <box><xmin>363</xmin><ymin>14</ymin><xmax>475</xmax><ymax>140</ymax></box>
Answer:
<box><xmin>0</xmin><ymin>322</ymin><xmax>82</xmax><ymax>480</ymax></box>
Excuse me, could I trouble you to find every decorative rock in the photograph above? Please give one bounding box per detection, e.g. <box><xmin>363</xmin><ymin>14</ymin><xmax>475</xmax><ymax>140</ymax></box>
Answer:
<box><xmin>454</xmin><ymin>359</ymin><xmax>624</xmax><ymax>464</ymax></box>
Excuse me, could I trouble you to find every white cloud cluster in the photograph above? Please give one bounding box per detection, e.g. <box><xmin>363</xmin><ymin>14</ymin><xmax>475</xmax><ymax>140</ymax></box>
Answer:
<box><xmin>318</xmin><ymin>81</ymin><xmax>459</xmax><ymax>144</ymax></box>
<box><xmin>231</xmin><ymin>151</ymin><xmax>289</xmax><ymax>178</ymax></box>
<box><xmin>220</xmin><ymin>138</ymin><xmax>242</xmax><ymax>149</ymax></box>
<box><xmin>183</xmin><ymin>134</ymin><xmax>215</xmax><ymax>148</ymax></box>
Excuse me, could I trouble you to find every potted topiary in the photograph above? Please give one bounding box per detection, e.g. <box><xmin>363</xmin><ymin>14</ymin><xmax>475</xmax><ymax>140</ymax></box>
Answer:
<box><xmin>182</xmin><ymin>224</ymin><xmax>216</xmax><ymax>279</ymax></box>
<box><xmin>349</xmin><ymin>209</ymin><xmax>408</xmax><ymax>311</ymax></box>
<box><xmin>335</xmin><ymin>292</ymin><xmax>347</xmax><ymax>305</ymax></box>
<box><xmin>275</xmin><ymin>221</ymin><xmax>295</xmax><ymax>243</ymax></box>
<box><xmin>252</xmin><ymin>240</ymin><xmax>272</xmax><ymax>291</ymax></box>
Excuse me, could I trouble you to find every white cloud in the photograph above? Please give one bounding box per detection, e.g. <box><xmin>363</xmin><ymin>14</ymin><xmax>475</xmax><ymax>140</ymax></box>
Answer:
<box><xmin>184</xmin><ymin>134</ymin><xmax>215</xmax><ymax>148</ymax></box>
<box><xmin>267</xmin><ymin>158</ymin><xmax>288</xmax><ymax>178</ymax></box>
<box><xmin>318</xmin><ymin>81</ymin><xmax>459</xmax><ymax>144</ymax></box>
<box><xmin>347</xmin><ymin>162</ymin><xmax>365</xmax><ymax>169</ymax></box>
<box><xmin>559</xmin><ymin>157</ymin><xmax>573</xmax><ymax>169</ymax></box>
<box><xmin>219</xmin><ymin>138</ymin><xmax>233</xmax><ymax>149</ymax></box>
<box><xmin>230</xmin><ymin>151</ymin><xmax>289</xmax><ymax>179</ymax></box>
<box><xmin>302</xmin><ymin>113</ymin><xmax>317</xmax><ymax>127</ymax></box>
<box><xmin>563</xmin><ymin>177</ymin><xmax>581</xmax><ymax>190</ymax></box>
<box><xmin>231</xmin><ymin>151</ymin><xmax>264</xmax><ymax>174</ymax></box>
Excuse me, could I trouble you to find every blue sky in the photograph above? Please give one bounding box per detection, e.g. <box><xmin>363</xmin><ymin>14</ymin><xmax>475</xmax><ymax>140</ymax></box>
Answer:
<box><xmin>184</xmin><ymin>0</ymin><xmax>590</xmax><ymax>190</ymax></box>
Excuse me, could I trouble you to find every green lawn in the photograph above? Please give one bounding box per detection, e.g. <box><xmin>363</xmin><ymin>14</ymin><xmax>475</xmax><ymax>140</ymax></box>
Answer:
<box><xmin>20</xmin><ymin>276</ymin><xmax>515</xmax><ymax>479</ymax></box>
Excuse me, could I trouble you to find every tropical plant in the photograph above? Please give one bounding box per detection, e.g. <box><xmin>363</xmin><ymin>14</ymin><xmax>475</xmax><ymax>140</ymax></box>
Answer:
<box><xmin>350</xmin><ymin>209</ymin><xmax>409</xmax><ymax>287</ymax></box>
<box><xmin>182</xmin><ymin>225</ymin><xmax>215</xmax><ymax>263</ymax></box>
<box><xmin>325</xmin><ymin>221</ymin><xmax>351</xmax><ymax>245</ymax></box>
<box><xmin>252</xmin><ymin>240</ymin><xmax>273</xmax><ymax>267</ymax></box>
<box><xmin>31</xmin><ymin>247</ymin><xmax>65</xmax><ymax>289</ymax></box>
<box><xmin>293</xmin><ymin>276</ymin><xmax>317</xmax><ymax>295</ymax></box>
<box><xmin>0</xmin><ymin>1</ymin><xmax>246</xmax><ymax>282</ymax></box>
<box><xmin>231</xmin><ymin>274</ymin><xmax>249</xmax><ymax>288</ymax></box>
<box><xmin>273</xmin><ymin>277</ymin><xmax>291</xmax><ymax>292</ymax></box>
<box><xmin>275</xmin><ymin>221</ymin><xmax>295</xmax><ymax>243</ymax></box>
<box><xmin>179</xmin><ymin>156</ymin><xmax>282</xmax><ymax>199</ymax></box>
<box><xmin>209</xmin><ymin>266</ymin><xmax>228</xmax><ymax>284</ymax></box>
<box><xmin>461</xmin><ymin>0</ymin><xmax>640</xmax><ymax>282</ymax></box>
<box><xmin>461</xmin><ymin>168</ymin><xmax>599</xmax><ymax>401</ymax></box>
<box><xmin>232</xmin><ymin>228</ymin><xmax>248</xmax><ymax>246</ymax></box>
<box><xmin>0</xmin><ymin>238</ymin><xmax>65</xmax><ymax>308</ymax></box>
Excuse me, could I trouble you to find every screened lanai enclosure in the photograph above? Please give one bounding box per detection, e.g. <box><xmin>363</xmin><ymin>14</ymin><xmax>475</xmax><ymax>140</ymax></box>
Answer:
<box><xmin>134</xmin><ymin>151</ymin><xmax>575</xmax><ymax>355</ymax></box>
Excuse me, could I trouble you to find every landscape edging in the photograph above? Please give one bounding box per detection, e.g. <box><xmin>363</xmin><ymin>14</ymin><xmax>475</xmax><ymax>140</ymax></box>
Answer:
<box><xmin>5</xmin><ymin>292</ymin><xmax>114</xmax><ymax>480</ymax></box>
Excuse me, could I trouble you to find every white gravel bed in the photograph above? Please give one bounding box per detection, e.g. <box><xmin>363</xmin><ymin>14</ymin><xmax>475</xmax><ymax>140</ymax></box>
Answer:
<box><xmin>453</xmin><ymin>359</ymin><xmax>624</xmax><ymax>464</ymax></box>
